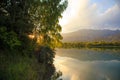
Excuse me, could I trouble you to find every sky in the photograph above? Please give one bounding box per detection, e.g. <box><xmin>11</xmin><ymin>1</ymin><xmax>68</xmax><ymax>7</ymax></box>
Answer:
<box><xmin>59</xmin><ymin>0</ymin><xmax>120</xmax><ymax>33</ymax></box>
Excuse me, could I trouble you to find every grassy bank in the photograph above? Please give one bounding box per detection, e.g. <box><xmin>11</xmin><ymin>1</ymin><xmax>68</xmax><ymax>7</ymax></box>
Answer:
<box><xmin>0</xmin><ymin>51</ymin><xmax>38</xmax><ymax>80</ymax></box>
<box><xmin>0</xmin><ymin>46</ymin><xmax>61</xmax><ymax>80</ymax></box>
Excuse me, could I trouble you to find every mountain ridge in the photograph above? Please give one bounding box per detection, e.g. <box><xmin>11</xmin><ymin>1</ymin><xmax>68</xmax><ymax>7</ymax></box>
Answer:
<box><xmin>62</xmin><ymin>29</ymin><xmax>120</xmax><ymax>42</ymax></box>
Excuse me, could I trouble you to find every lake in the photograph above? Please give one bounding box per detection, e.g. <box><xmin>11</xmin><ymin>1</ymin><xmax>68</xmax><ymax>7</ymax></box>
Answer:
<box><xmin>54</xmin><ymin>48</ymin><xmax>120</xmax><ymax>80</ymax></box>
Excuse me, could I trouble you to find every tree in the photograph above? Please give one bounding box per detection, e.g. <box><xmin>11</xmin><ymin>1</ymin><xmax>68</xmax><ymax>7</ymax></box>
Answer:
<box><xmin>0</xmin><ymin>0</ymin><xmax>67</xmax><ymax>50</ymax></box>
<box><xmin>0</xmin><ymin>0</ymin><xmax>68</xmax><ymax>80</ymax></box>
<box><xmin>29</xmin><ymin>0</ymin><xmax>68</xmax><ymax>48</ymax></box>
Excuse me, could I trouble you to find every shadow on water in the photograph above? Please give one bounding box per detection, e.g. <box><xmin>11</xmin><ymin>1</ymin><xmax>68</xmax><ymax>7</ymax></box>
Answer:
<box><xmin>54</xmin><ymin>48</ymin><xmax>120</xmax><ymax>80</ymax></box>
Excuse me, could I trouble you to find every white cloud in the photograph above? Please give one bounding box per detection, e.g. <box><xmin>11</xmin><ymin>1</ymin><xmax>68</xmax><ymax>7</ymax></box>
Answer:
<box><xmin>115</xmin><ymin>0</ymin><xmax>120</xmax><ymax>7</ymax></box>
<box><xmin>59</xmin><ymin>0</ymin><xmax>120</xmax><ymax>33</ymax></box>
<box><xmin>93</xmin><ymin>4</ymin><xmax>120</xmax><ymax>29</ymax></box>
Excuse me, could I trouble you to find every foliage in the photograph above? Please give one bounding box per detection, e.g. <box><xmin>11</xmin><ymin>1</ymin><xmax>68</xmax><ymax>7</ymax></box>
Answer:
<box><xmin>51</xmin><ymin>71</ymin><xmax>62</xmax><ymax>80</ymax></box>
<box><xmin>35</xmin><ymin>46</ymin><xmax>55</xmax><ymax>64</ymax></box>
<box><xmin>0</xmin><ymin>27</ymin><xmax>21</xmax><ymax>49</ymax></box>
<box><xmin>60</xmin><ymin>41</ymin><xmax>120</xmax><ymax>48</ymax></box>
<box><xmin>0</xmin><ymin>52</ymin><xmax>39</xmax><ymax>80</ymax></box>
<box><xmin>0</xmin><ymin>0</ymin><xmax>35</xmax><ymax>53</ymax></box>
<box><xmin>29</xmin><ymin>0</ymin><xmax>67</xmax><ymax>48</ymax></box>
<box><xmin>0</xmin><ymin>0</ymin><xmax>67</xmax><ymax>80</ymax></box>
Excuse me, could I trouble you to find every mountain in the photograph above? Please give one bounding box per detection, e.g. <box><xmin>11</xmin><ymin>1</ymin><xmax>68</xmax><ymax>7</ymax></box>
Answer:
<box><xmin>62</xmin><ymin>29</ymin><xmax>120</xmax><ymax>42</ymax></box>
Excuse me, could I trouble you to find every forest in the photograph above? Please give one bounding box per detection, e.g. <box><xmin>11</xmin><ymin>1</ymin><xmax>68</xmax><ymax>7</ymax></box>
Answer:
<box><xmin>0</xmin><ymin>0</ymin><xmax>67</xmax><ymax>80</ymax></box>
<box><xmin>60</xmin><ymin>41</ymin><xmax>120</xmax><ymax>48</ymax></box>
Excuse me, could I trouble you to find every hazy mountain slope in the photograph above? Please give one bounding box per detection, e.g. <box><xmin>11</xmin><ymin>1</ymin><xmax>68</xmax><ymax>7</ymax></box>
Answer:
<box><xmin>62</xmin><ymin>29</ymin><xmax>120</xmax><ymax>42</ymax></box>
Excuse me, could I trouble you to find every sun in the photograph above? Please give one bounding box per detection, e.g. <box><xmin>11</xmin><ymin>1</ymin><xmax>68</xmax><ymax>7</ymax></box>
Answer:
<box><xmin>59</xmin><ymin>17</ymin><xmax>68</xmax><ymax>33</ymax></box>
<box><xmin>59</xmin><ymin>18</ymin><xmax>68</xmax><ymax>26</ymax></box>
<box><xmin>28</xmin><ymin>34</ymin><xmax>35</xmax><ymax>39</ymax></box>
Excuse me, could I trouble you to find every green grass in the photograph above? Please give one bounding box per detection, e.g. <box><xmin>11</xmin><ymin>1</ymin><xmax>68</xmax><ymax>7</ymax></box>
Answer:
<box><xmin>0</xmin><ymin>47</ymin><xmax>60</xmax><ymax>80</ymax></box>
<box><xmin>0</xmin><ymin>51</ymin><xmax>39</xmax><ymax>80</ymax></box>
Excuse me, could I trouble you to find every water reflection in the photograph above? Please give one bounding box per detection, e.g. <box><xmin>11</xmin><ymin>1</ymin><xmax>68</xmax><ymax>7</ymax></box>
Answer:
<box><xmin>54</xmin><ymin>49</ymin><xmax>120</xmax><ymax>80</ymax></box>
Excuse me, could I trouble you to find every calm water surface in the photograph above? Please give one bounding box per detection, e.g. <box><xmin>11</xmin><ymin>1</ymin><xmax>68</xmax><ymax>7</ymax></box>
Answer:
<box><xmin>54</xmin><ymin>48</ymin><xmax>120</xmax><ymax>80</ymax></box>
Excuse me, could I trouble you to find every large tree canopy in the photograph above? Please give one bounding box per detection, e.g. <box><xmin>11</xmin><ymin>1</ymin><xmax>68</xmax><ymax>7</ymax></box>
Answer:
<box><xmin>0</xmin><ymin>0</ymin><xmax>68</xmax><ymax>50</ymax></box>
<box><xmin>0</xmin><ymin>0</ymin><xmax>68</xmax><ymax>80</ymax></box>
<box><xmin>29</xmin><ymin>0</ymin><xmax>68</xmax><ymax>48</ymax></box>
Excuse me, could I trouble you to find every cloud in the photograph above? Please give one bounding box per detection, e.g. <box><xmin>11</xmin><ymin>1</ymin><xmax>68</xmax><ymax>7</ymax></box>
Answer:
<box><xmin>59</xmin><ymin>0</ymin><xmax>92</xmax><ymax>32</ymax></box>
<box><xmin>115</xmin><ymin>0</ymin><xmax>120</xmax><ymax>7</ymax></box>
<box><xmin>92</xmin><ymin>4</ymin><xmax>120</xmax><ymax>29</ymax></box>
<box><xmin>59</xmin><ymin>0</ymin><xmax>120</xmax><ymax>33</ymax></box>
